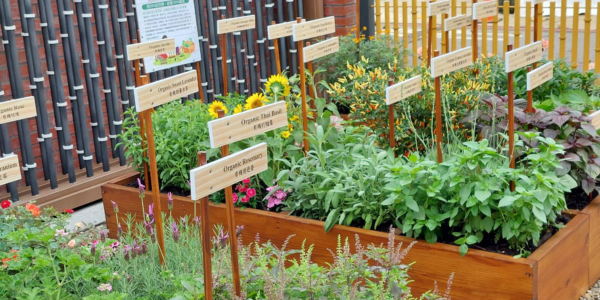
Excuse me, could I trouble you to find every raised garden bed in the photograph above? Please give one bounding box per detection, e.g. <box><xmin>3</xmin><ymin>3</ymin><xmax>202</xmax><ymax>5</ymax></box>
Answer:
<box><xmin>103</xmin><ymin>172</ymin><xmax>595</xmax><ymax>300</ymax></box>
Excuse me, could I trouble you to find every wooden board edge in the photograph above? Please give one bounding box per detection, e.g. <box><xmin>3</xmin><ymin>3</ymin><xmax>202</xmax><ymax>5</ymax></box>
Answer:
<box><xmin>529</xmin><ymin>212</ymin><xmax>589</xmax><ymax>261</ymax></box>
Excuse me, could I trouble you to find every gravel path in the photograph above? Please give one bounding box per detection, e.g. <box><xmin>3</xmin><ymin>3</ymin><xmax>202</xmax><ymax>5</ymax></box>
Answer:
<box><xmin>580</xmin><ymin>282</ymin><xmax>600</xmax><ymax>300</ymax></box>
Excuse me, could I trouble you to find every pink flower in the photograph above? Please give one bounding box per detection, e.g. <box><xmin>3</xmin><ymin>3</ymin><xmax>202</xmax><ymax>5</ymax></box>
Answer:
<box><xmin>330</xmin><ymin>116</ymin><xmax>344</xmax><ymax>131</ymax></box>
<box><xmin>541</xmin><ymin>39</ymin><xmax>549</xmax><ymax>51</ymax></box>
<box><xmin>137</xmin><ymin>178</ymin><xmax>145</xmax><ymax>191</ymax></box>
<box><xmin>167</xmin><ymin>192</ymin><xmax>173</xmax><ymax>211</ymax></box>
<box><xmin>97</xmin><ymin>283</ymin><xmax>112</xmax><ymax>292</ymax></box>
<box><xmin>55</xmin><ymin>229</ymin><xmax>68</xmax><ymax>237</ymax></box>
<box><xmin>242</xmin><ymin>178</ymin><xmax>251</xmax><ymax>185</ymax></box>
<box><xmin>241</xmin><ymin>195</ymin><xmax>250</xmax><ymax>203</ymax></box>
<box><xmin>246</xmin><ymin>188</ymin><xmax>256</xmax><ymax>198</ymax></box>
<box><xmin>67</xmin><ymin>239</ymin><xmax>76</xmax><ymax>248</ymax></box>
<box><xmin>232</xmin><ymin>193</ymin><xmax>238</xmax><ymax>203</ymax></box>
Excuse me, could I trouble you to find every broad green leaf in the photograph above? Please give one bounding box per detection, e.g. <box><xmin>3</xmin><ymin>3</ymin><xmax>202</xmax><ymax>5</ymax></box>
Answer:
<box><xmin>474</xmin><ymin>190</ymin><xmax>491</xmax><ymax>202</ymax></box>
<box><xmin>499</xmin><ymin>195</ymin><xmax>518</xmax><ymax>207</ymax></box>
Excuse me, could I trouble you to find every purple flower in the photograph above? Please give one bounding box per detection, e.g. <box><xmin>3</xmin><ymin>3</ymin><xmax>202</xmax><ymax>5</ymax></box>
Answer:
<box><xmin>123</xmin><ymin>245</ymin><xmax>132</xmax><ymax>260</ymax></box>
<box><xmin>111</xmin><ymin>201</ymin><xmax>119</xmax><ymax>213</ymax></box>
<box><xmin>100</xmin><ymin>230</ymin><xmax>107</xmax><ymax>242</ymax></box>
<box><xmin>117</xmin><ymin>224</ymin><xmax>123</xmax><ymax>237</ymax></box>
<box><xmin>236</xmin><ymin>225</ymin><xmax>245</xmax><ymax>237</ymax></box>
<box><xmin>150</xmin><ymin>227</ymin><xmax>156</xmax><ymax>243</ymax></box>
<box><xmin>214</xmin><ymin>228</ymin><xmax>229</xmax><ymax>249</ymax></box>
<box><xmin>146</xmin><ymin>203</ymin><xmax>155</xmax><ymax>223</ymax></box>
<box><xmin>171</xmin><ymin>222</ymin><xmax>180</xmax><ymax>243</ymax></box>
<box><xmin>111</xmin><ymin>241</ymin><xmax>120</xmax><ymax>249</ymax></box>
<box><xmin>167</xmin><ymin>192</ymin><xmax>173</xmax><ymax>211</ymax></box>
<box><xmin>141</xmin><ymin>242</ymin><xmax>148</xmax><ymax>254</ymax></box>
<box><xmin>132</xmin><ymin>241</ymin><xmax>140</xmax><ymax>256</ymax></box>
<box><xmin>97</xmin><ymin>283</ymin><xmax>112</xmax><ymax>292</ymax></box>
<box><xmin>137</xmin><ymin>178</ymin><xmax>145</xmax><ymax>191</ymax></box>
<box><xmin>144</xmin><ymin>218</ymin><xmax>154</xmax><ymax>235</ymax></box>
<box><xmin>91</xmin><ymin>241</ymin><xmax>98</xmax><ymax>256</ymax></box>
<box><xmin>193</xmin><ymin>216</ymin><xmax>201</xmax><ymax>228</ymax></box>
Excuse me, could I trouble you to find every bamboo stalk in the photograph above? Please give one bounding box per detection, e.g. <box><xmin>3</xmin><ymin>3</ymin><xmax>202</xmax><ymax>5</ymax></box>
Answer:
<box><xmin>221</xmin><ymin>0</ymin><xmax>237</xmax><ymax>92</ymax></box>
<box><xmin>549</xmin><ymin>1</ymin><xmax>556</xmax><ymax>60</ymax></box>
<box><xmin>422</xmin><ymin>1</ymin><xmax>428</xmax><ymax>65</ymax></box>
<box><xmin>559</xmin><ymin>0</ymin><xmax>567</xmax><ymax>58</ymax></box>
<box><xmin>394</xmin><ymin>0</ymin><xmax>399</xmax><ymax>45</ymax></box>
<box><xmin>572</xmin><ymin>1</ymin><xmax>580</xmax><ymax>69</ymax></box>
<box><xmin>194</xmin><ymin>0</ymin><xmax>211</xmax><ymax>102</ymax></box>
<box><xmin>413</xmin><ymin>0</ymin><xmax>418</xmax><ymax>66</ymax></box>
<box><xmin>207</xmin><ymin>0</ymin><xmax>222</xmax><ymax>96</ymax></box>
<box><xmin>482</xmin><ymin>15</ymin><xmax>488</xmax><ymax>57</ymax></box>
<box><xmin>266</xmin><ymin>0</ymin><xmax>277</xmax><ymax>77</ymax></box>
<box><xmin>472</xmin><ymin>0</ymin><xmax>478</xmax><ymax>61</ymax></box>
<box><xmin>276</xmin><ymin>0</ymin><xmax>288</xmax><ymax>71</ymax></box>
<box><xmin>536</xmin><ymin>3</ymin><xmax>542</xmax><ymax>39</ymax></box>
<box><xmin>108</xmin><ymin>0</ymin><xmax>134</xmax><ymax>111</ymax></box>
<box><xmin>515</xmin><ymin>0</ymin><xmax>521</xmax><ymax>48</ymax></box>
<box><xmin>583</xmin><ymin>0</ymin><xmax>591</xmax><ymax>71</ymax></box>
<box><xmin>503</xmin><ymin>1</ymin><xmax>509</xmax><ymax>57</ymax></box>
<box><xmin>451</xmin><ymin>0</ymin><xmax>456</xmax><ymax>51</ymax></box>
<box><xmin>243</xmin><ymin>0</ymin><xmax>258</xmax><ymax>94</ymax></box>
<box><xmin>403</xmin><ymin>1</ymin><xmax>408</xmax><ymax>63</ymax></box>
<box><xmin>461</xmin><ymin>1</ymin><xmax>466</xmax><ymax>48</ymax></box>
<box><xmin>432</xmin><ymin>14</ymin><xmax>437</xmax><ymax>52</ymax></box>
<box><xmin>386</xmin><ymin>1</ymin><xmax>391</xmax><ymax>45</ymax></box>
<box><xmin>492</xmin><ymin>12</ymin><xmax>498</xmax><ymax>56</ymax></box>
<box><xmin>376</xmin><ymin>0</ymin><xmax>382</xmax><ymax>36</ymax></box>
<box><xmin>525</xmin><ymin>1</ymin><xmax>532</xmax><ymax>45</ymax></box>
<box><xmin>286</xmin><ymin>0</ymin><xmax>298</xmax><ymax>76</ymax></box>
<box><xmin>255</xmin><ymin>0</ymin><xmax>268</xmax><ymax>90</ymax></box>
<box><xmin>442</xmin><ymin>13</ymin><xmax>448</xmax><ymax>54</ymax></box>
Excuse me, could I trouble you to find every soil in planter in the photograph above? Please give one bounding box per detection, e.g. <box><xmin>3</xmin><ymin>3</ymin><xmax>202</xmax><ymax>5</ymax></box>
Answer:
<box><xmin>566</xmin><ymin>187</ymin><xmax>598</xmax><ymax>211</ymax></box>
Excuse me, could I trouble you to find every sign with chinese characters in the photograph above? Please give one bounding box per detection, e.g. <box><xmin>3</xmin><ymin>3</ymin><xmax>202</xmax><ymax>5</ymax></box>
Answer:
<box><xmin>0</xmin><ymin>155</ymin><xmax>21</xmax><ymax>186</ymax></box>
<box><xmin>217</xmin><ymin>15</ymin><xmax>256</xmax><ymax>34</ymax></box>
<box><xmin>428</xmin><ymin>0</ymin><xmax>451</xmax><ymax>16</ymax></box>
<box><xmin>527</xmin><ymin>62</ymin><xmax>553</xmax><ymax>91</ymax></box>
<box><xmin>208</xmin><ymin>101</ymin><xmax>288</xmax><ymax>148</ymax></box>
<box><xmin>445</xmin><ymin>14</ymin><xmax>471</xmax><ymax>31</ymax></box>
<box><xmin>303</xmin><ymin>37</ymin><xmax>339</xmax><ymax>62</ymax></box>
<box><xmin>505</xmin><ymin>41</ymin><xmax>542</xmax><ymax>73</ymax></box>
<box><xmin>190</xmin><ymin>143</ymin><xmax>268</xmax><ymax>200</ymax></box>
<box><xmin>126</xmin><ymin>38</ymin><xmax>176</xmax><ymax>61</ymax></box>
<box><xmin>292</xmin><ymin>16</ymin><xmax>335</xmax><ymax>41</ymax></box>
<box><xmin>472</xmin><ymin>1</ymin><xmax>497</xmax><ymax>20</ymax></box>
<box><xmin>0</xmin><ymin>96</ymin><xmax>37</xmax><ymax>125</ymax></box>
<box><xmin>386</xmin><ymin>76</ymin><xmax>422</xmax><ymax>105</ymax></box>
<box><xmin>135</xmin><ymin>0</ymin><xmax>201</xmax><ymax>73</ymax></box>
<box><xmin>431</xmin><ymin>47</ymin><xmax>473</xmax><ymax>77</ymax></box>
<box><xmin>268</xmin><ymin>20</ymin><xmax>304</xmax><ymax>40</ymax></box>
<box><xmin>133</xmin><ymin>70</ymin><xmax>199</xmax><ymax>112</ymax></box>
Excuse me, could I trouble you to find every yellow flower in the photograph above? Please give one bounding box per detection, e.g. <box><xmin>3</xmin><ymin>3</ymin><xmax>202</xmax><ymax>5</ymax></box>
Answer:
<box><xmin>353</xmin><ymin>38</ymin><xmax>360</xmax><ymax>44</ymax></box>
<box><xmin>289</xmin><ymin>115</ymin><xmax>299</xmax><ymax>122</ymax></box>
<box><xmin>281</xmin><ymin>131</ymin><xmax>291</xmax><ymax>139</ymax></box>
<box><xmin>265</xmin><ymin>74</ymin><xmax>291</xmax><ymax>97</ymax></box>
<box><xmin>244</xmin><ymin>93</ymin><xmax>269</xmax><ymax>110</ymax></box>
<box><xmin>208</xmin><ymin>101</ymin><xmax>228</xmax><ymax>118</ymax></box>
<box><xmin>234</xmin><ymin>104</ymin><xmax>243</xmax><ymax>114</ymax></box>
<box><xmin>288</xmin><ymin>123</ymin><xmax>294</xmax><ymax>131</ymax></box>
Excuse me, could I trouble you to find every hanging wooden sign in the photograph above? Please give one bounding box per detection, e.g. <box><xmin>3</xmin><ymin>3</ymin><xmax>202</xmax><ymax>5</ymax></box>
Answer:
<box><xmin>0</xmin><ymin>155</ymin><xmax>21</xmax><ymax>186</ymax></box>
<box><xmin>472</xmin><ymin>1</ymin><xmax>497</xmax><ymax>20</ymax></box>
<box><xmin>217</xmin><ymin>15</ymin><xmax>256</xmax><ymax>34</ymax></box>
<box><xmin>527</xmin><ymin>62</ymin><xmax>553</xmax><ymax>91</ymax></box>
<box><xmin>190</xmin><ymin>143</ymin><xmax>268</xmax><ymax>200</ymax></box>
<box><xmin>208</xmin><ymin>101</ymin><xmax>288</xmax><ymax>148</ymax></box>
<box><xmin>0</xmin><ymin>96</ymin><xmax>37</xmax><ymax>125</ymax></box>
<box><xmin>386</xmin><ymin>76</ymin><xmax>422</xmax><ymax>105</ymax></box>
<box><xmin>303</xmin><ymin>37</ymin><xmax>339</xmax><ymax>62</ymax></box>
<box><xmin>505</xmin><ymin>41</ymin><xmax>542</xmax><ymax>72</ymax></box>
<box><xmin>292</xmin><ymin>16</ymin><xmax>335</xmax><ymax>41</ymax></box>
<box><xmin>126</xmin><ymin>38</ymin><xmax>176</xmax><ymax>61</ymax></box>
<box><xmin>133</xmin><ymin>70</ymin><xmax>199</xmax><ymax>112</ymax></box>
<box><xmin>445</xmin><ymin>14</ymin><xmax>471</xmax><ymax>31</ymax></box>
<box><xmin>431</xmin><ymin>47</ymin><xmax>473</xmax><ymax>77</ymax></box>
<box><xmin>268</xmin><ymin>20</ymin><xmax>305</xmax><ymax>39</ymax></box>
<box><xmin>428</xmin><ymin>0</ymin><xmax>451</xmax><ymax>16</ymax></box>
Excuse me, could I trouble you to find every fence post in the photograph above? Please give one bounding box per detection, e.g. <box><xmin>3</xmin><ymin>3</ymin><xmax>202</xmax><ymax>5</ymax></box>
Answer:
<box><xmin>583</xmin><ymin>0</ymin><xmax>591</xmax><ymax>71</ymax></box>
<box><xmin>412</xmin><ymin>0</ymin><xmax>418</xmax><ymax>66</ymax></box>
<box><xmin>549</xmin><ymin>1</ymin><xmax>556</xmax><ymax>60</ymax></box>
<box><xmin>493</xmin><ymin>13</ymin><xmax>498</xmax><ymax>56</ymax></box>
<box><xmin>525</xmin><ymin>1</ymin><xmax>531</xmax><ymax>45</ymax></box>
<box><xmin>514</xmin><ymin>0</ymin><xmax>521</xmax><ymax>48</ymax></box>
<box><xmin>571</xmin><ymin>1</ymin><xmax>580</xmax><ymax>69</ymax></box>
<box><xmin>461</xmin><ymin>1</ymin><xmax>466</xmax><ymax>48</ymax></box>
<box><xmin>559</xmin><ymin>0</ymin><xmax>567</xmax><ymax>58</ymax></box>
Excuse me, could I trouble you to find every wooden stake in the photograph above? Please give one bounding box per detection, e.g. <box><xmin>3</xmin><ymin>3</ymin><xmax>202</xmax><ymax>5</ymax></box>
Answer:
<box><xmin>559</xmin><ymin>0</ymin><xmax>567</xmax><ymax>59</ymax></box>
<box><xmin>433</xmin><ymin>50</ymin><xmax>443</xmax><ymax>163</ymax></box>
<box><xmin>427</xmin><ymin>9</ymin><xmax>433</xmax><ymax>66</ymax></box>
<box><xmin>197</xmin><ymin>151</ymin><xmax>213</xmax><ymax>300</ymax></box>
<box><xmin>412</xmin><ymin>0</ymin><xmax>418</xmax><ymax>66</ymax></box>
<box><xmin>388</xmin><ymin>80</ymin><xmax>396</xmax><ymax>149</ymax></box>
<box><xmin>272</xmin><ymin>21</ymin><xmax>282</xmax><ymax>75</ymax></box>
<box><xmin>507</xmin><ymin>44</ymin><xmax>515</xmax><ymax>192</ymax></box>
<box><xmin>583</xmin><ymin>0</ymin><xmax>592</xmax><ymax>71</ymax></box>
<box><xmin>472</xmin><ymin>0</ymin><xmax>478</xmax><ymax>62</ymax></box>
<box><xmin>133</xmin><ymin>39</ymin><xmax>150</xmax><ymax>192</ymax></box>
<box><xmin>196</xmin><ymin>62</ymin><xmax>205</xmax><ymax>102</ymax></box>
<box><xmin>524</xmin><ymin>66</ymin><xmax>536</xmax><ymax>113</ymax></box>
<box><xmin>142</xmin><ymin>74</ymin><xmax>167</xmax><ymax>266</ymax></box>
<box><xmin>297</xmin><ymin>18</ymin><xmax>309</xmax><ymax>155</ymax></box>
<box><xmin>525</xmin><ymin>1</ymin><xmax>532</xmax><ymax>45</ymax></box>
<box><xmin>503</xmin><ymin>1</ymin><xmax>509</xmax><ymax>57</ymax></box>
<box><xmin>422</xmin><ymin>1</ymin><xmax>428</xmax><ymax>65</ymax></box>
<box><xmin>515</xmin><ymin>0</ymin><xmax>521</xmax><ymax>48</ymax></box>
<box><xmin>307</xmin><ymin>43</ymin><xmax>316</xmax><ymax>116</ymax></box>
<box><xmin>548</xmin><ymin>1</ymin><xmax>556</xmax><ymax>60</ymax></box>
<box><xmin>571</xmin><ymin>1</ymin><xmax>580</xmax><ymax>69</ymax></box>
<box><xmin>443</xmin><ymin>13</ymin><xmax>449</xmax><ymax>54</ymax></box>
<box><xmin>217</xmin><ymin>109</ymin><xmax>242</xmax><ymax>297</ymax></box>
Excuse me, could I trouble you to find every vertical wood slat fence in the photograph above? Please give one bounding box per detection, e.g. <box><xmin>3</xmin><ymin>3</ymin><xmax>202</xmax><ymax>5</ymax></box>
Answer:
<box><xmin>0</xmin><ymin>0</ymin><xmax>303</xmax><ymax>205</ymax></box>
<box><xmin>376</xmin><ymin>0</ymin><xmax>600</xmax><ymax>73</ymax></box>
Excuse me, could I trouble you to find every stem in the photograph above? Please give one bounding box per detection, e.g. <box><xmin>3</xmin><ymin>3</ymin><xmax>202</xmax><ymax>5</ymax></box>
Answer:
<box><xmin>47</xmin><ymin>246</ymin><xmax>62</xmax><ymax>300</ymax></box>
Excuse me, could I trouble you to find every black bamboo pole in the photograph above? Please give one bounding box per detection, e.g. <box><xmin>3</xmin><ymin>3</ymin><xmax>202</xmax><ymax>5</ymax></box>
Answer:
<box><xmin>297</xmin><ymin>0</ymin><xmax>304</xmax><ymax>17</ymax></box>
<box><xmin>125</xmin><ymin>0</ymin><xmax>138</xmax><ymax>43</ymax></box>
<box><xmin>38</xmin><ymin>0</ymin><xmax>76</xmax><ymax>182</ymax></box>
<box><xmin>109</xmin><ymin>0</ymin><xmax>135</xmax><ymax>111</ymax></box>
<box><xmin>286</xmin><ymin>0</ymin><xmax>298</xmax><ymax>75</ymax></box>
<box><xmin>266</xmin><ymin>0</ymin><xmax>277</xmax><ymax>76</ymax></box>
<box><xmin>75</xmin><ymin>0</ymin><xmax>111</xmax><ymax>171</ymax></box>
<box><xmin>231</xmin><ymin>0</ymin><xmax>248</xmax><ymax>95</ymax></box>
<box><xmin>195</xmin><ymin>0</ymin><xmax>212</xmax><ymax>102</ymax></box>
<box><xmin>57</xmin><ymin>0</ymin><xmax>95</xmax><ymax>177</ymax></box>
<box><xmin>0</xmin><ymin>0</ymin><xmax>40</xmax><ymax>194</ymax></box>
<box><xmin>93</xmin><ymin>0</ymin><xmax>126</xmax><ymax>166</ymax></box>
<box><xmin>243</xmin><ymin>0</ymin><xmax>258</xmax><ymax>93</ymax></box>
<box><xmin>208</xmin><ymin>0</ymin><xmax>223</xmax><ymax>96</ymax></box>
<box><xmin>17</xmin><ymin>0</ymin><xmax>58</xmax><ymax>189</ymax></box>
<box><xmin>220</xmin><ymin>0</ymin><xmax>237</xmax><ymax>94</ymax></box>
<box><xmin>276</xmin><ymin>0</ymin><xmax>288</xmax><ymax>72</ymax></box>
<box><xmin>255</xmin><ymin>0</ymin><xmax>268</xmax><ymax>86</ymax></box>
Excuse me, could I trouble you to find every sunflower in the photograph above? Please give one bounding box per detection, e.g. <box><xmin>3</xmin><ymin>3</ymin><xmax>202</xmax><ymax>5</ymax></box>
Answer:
<box><xmin>265</xmin><ymin>74</ymin><xmax>291</xmax><ymax>97</ymax></box>
<box><xmin>281</xmin><ymin>131</ymin><xmax>291</xmax><ymax>139</ymax></box>
<box><xmin>244</xmin><ymin>93</ymin><xmax>269</xmax><ymax>111</ymax></box>
<box><xmin>234</xmin><ymin>104</ymin><xmax>243</xmax><ymax>114</ymax></box>
<box><xmin>208</xmin><ymin>101</ymin><xmax>228</xmax><ymax>119</ymax></box>
<box><xmin>287</xmin><ymin>123</ymin><xmax>294</xmax><ymax>132</ymax></box>
<box><xmin>289</xmin><ymin>115</ymin><xmax>299</xmax><ymax>122</ymax></box>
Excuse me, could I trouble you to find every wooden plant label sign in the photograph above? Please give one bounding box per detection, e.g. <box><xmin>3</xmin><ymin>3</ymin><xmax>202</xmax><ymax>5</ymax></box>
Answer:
<box><xmin>386</xmin><ymin>76</ymin><xmax>422</xmax><ymax>105</ymax></box>
<box><xmin>133</xmin><ymin>70</ymin><xmax>199</xmax><ymax>112</ymax></box>
<box><xmin>0</xmin><ymin>96</ymin><xmax>37</xmax><ymax>125</ymax></box>
<box><xmin>445</xmin><ymin>14</ymin><xmax>471</xmax><ymax>31</ymax></box>
<box><xmin>190</xmin><ymin>143</ymin><xmax>268</xmax><ymax>200</ymax></box>
<box><xmin>505</xmin><ymin>41</ymin><xmax>542</xmax><ymax>73</ymax></box>
<box><xmin>208</xmin><ymin>101</ymin><xmax>288</xmax><ymax>148</ymax></box>
<box><xmin>430</xmin><ymin>47</ymin><xmax>472</xmax><ymax>78</ymax></box>
<box><xmin>532</xmin><ymin>0</ymin><xmax>548</xmax><ymax>4</ymax></box>
<box><xmin>126</xmin><ymin>38</ymin><xmax>176</xmax><ymax>61</ymax></box>
<box><xmin>527</xmin><ymin>62</ymin><xmax>553</xmax><ymax>91</ymax></box>
<box><xmin>428</xmin><ymin>0</ymin><xmax>451</xmax><ymax>16</ymax></box>
<box><xmin>303</xmin><ymin>37</ymin><xmax>339</xmax><ymax>62</ymax></box>
<box><xmin>292</xmin><ymin>16</ymin><xmax>335</xmax><ymax>41</ymax></box>
<box><xmin>217</xmin><ymin>15</ymin><xmax>256</xmax><ymax>34</ymax></box>
<box><xmin>0</xmin><ymin>155</ymin><xmax>21</xmax><ymax>186</ymax></box>
<box><xmin>267</xmin><ymin>20</ymin><xmax>305</xmax><ymax>40</ymax></box>
<box><xmin>472</xmin><ymin>1</ymin><xmax>497</xmax><ymax>20</ymax></box>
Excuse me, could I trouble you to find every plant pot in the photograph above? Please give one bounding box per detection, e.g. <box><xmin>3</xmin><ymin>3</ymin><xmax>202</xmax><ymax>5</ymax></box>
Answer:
<box><xmin>103</xmin><ymin>173</ymin><xmax>592</xmax><ymax>300</ymax></box>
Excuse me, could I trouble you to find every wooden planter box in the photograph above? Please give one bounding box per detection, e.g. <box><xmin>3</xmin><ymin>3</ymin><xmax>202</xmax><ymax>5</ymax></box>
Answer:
<box><xmin>103</xmin><ymin>172</ymin><xmax>591</xmax><ymax>300</ymax></box>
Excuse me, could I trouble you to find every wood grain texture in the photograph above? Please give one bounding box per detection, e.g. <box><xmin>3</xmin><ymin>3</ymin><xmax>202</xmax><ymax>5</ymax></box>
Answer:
<box><xmin>472</xmin><ymin>1</ymin><xmax>497</xmax><ymax>20</ymax></box>
<box><xmin>268</xmin><ymin>20</ymin><xmax>299</xmax><ymax>40</ymax></box>
<box><xmin>104</xmin><ymin>174</ymin><xmax>541</xmax><ymax>299</ymax></box>
<box><xmin>303</xmin><ymin>37</ymin><xmax>339</xmax><ymax>62</ymax></box>
<box><xmin>580</xmin><ymin>195</ymin><xmax>600</xmax><ymax>286</ymax></box>
<box><xmin>0</xmin><ymin>155</ymin><xmax>20</xmax><ymax>186</ymax></box>
<box><xmin>386</xmin><ymin>75</ymin><xmax>422</xmax><ymax>105</ymax></box>
<box><xmin>530</xmin><ymin>213</ymin><xmax>589</xmax><ymax>300</ymax></box>
<box><xmin>431</xmin><ymin>47</ymin><xmax>472</xmax><ymax>78</ymax></box>
<box><xmin>505</xmin><ymin>42</ymin><xmax>542</xmax><ymax>73</ymax></box>
<box><xmin>216</xmin><ymin>15</ymin><xmax>256</xmax><ymax>34</ymax></box>
<box><xmin>292</xmin><ymin>16</ymin><xmax>335</xmax><ymax>41</ymax></box>
<box><xmin>133</xmin><ymin>70</ymin><xmax>199</xmax><ymax>112</ymax></box>
<box><xmin>126</xmin><ymin>38</ymin><xmax>176</xmax><ymax>61</ymax></box>
<box><xmin>0</xmin><ymin>96</ymin><xmax>37</xmax><ymax>125</ymax></box>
